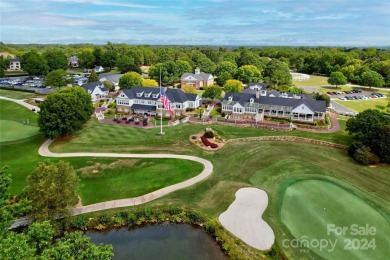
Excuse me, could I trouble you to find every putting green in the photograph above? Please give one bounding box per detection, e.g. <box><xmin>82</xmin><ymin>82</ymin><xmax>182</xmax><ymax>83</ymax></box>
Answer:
<box><xmin>281</xmin><ymin>180</ymin><xmax>390</xmax><ymax>259</ymax></box>
<box><xmin>0</xmin><ymin>120</ymin><xmax>40</xmax><ymax>143</ymax></box>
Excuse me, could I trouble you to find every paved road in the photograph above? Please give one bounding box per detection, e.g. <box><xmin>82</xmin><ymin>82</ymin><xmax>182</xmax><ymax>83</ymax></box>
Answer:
<box><xmin>0</xmin><ymin>96</ymin><xmax>40</xmax><ymax>112</ymax></box>
<box><xmin>10</xmin><ymin>139</ymin><xmax>213</xmax><ymax>228</ymax></box>
<box><xmin>330</xmin><ymin>100</ymin><xmax>357</xmax><ymax>115</ymax></box>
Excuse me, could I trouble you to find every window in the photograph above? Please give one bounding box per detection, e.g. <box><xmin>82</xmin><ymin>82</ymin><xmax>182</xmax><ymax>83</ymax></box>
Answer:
<box><xmin>152</xmin><ymin>94</ymin><xmax>159</xmax><ymax>98</ymax></box>
<box><xmin>148</xmin><ymin>101</ymin><xmax>152</xmax><ymax>105</ymax></box>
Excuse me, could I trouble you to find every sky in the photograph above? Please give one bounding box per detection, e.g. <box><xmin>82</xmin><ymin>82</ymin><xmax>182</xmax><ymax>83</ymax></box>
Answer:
<box><xmin>1</xmin><ymin>0</ymin><xmax>389</xmax><ymax>46</ymax></box>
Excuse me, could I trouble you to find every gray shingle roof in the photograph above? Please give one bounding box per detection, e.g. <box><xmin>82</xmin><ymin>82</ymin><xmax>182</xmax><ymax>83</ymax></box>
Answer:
<box><xmin>10</xmin><ymin>58</ymin><xmax>20</xmax><ymax>62</ymax></box>
<box><xmin>222</xmin><ymin>92</ymin><xmax>326</xmax><ymax>112</ymax></box>
<box><xmin>181</xmin><ymin>72</ymin><xmax>212</xmax><ymax>81</ymax></box>
<box><xmin>122</xmin><ymin>87</ymin><xmax>199</xmax><ymax>103</ymax></box>
<box><xmin>131</xmin><ymin>104</ymin><xmax>156</xmax><ymax>111</ymax></box>
<box><xmin>99</xmin><ymin>73</ymin><xmax>123</xmax><ymax>84</ymax></box>
<box><xmin>81</xmin><ymin>81</ymin><xmax>107</xmax><ymax>93</ymax></box>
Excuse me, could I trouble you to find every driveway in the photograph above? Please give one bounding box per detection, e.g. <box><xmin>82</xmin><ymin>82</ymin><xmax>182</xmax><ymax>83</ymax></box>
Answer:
<box><xmin>330</xmin><ymin>100</ymin><xmax>357</xmax><ymax>116</ymax></box>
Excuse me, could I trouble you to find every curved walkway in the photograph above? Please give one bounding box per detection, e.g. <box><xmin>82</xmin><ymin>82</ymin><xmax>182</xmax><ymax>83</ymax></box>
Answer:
<box><xmin>39</xmin><ymin>139</ymin><xmax>213</xmax><ymax>215</ymax></box>
<box><xmin>10</xmin><ymin>139</ymin><xmax>213</xmax><ymax>228</ymax></box>
<box><xmin>0</xmin><ymin>96</ymin><xmax>40</xmax><ymax>112</ymax></box>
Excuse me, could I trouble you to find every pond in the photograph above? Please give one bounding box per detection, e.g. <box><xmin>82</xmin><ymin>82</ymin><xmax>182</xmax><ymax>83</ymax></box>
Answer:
<box><xmin>86</xmin><ymin>224</ymin><xmax>227</xmax><ymax>260</ymax></box>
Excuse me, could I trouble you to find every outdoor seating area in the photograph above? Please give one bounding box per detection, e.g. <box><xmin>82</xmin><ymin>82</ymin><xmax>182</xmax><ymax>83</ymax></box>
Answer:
<box><xmin>113</xmin><ymin>115</ymin><xmax>149</xmax><ymax>125</ymax></box>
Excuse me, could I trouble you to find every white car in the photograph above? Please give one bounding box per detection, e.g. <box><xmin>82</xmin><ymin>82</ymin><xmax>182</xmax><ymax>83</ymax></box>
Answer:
<box><xmin>339</xmin><ymin>97</ymin><xmax>347</xmax><ymax>100</ymax></box>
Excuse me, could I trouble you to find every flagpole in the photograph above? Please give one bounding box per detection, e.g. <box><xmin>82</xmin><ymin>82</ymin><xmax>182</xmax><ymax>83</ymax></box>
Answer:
<box><xmin>159</xmin><ymin>67</ymin><xmax>163</xmax><ymax>135</ymax></box>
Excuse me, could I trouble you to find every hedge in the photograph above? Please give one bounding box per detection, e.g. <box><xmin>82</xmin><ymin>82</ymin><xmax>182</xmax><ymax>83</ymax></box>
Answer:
<box><xmin>0</xmin><ymin>86</ymin><xmax>35</xmax><ymax>93</ymax></box>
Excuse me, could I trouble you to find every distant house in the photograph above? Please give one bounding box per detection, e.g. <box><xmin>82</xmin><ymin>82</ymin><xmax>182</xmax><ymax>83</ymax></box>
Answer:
<box><xmin>221</xmin><ymin>89</ymin><xmax>326</xmax><ymax>123</ymax></box>
<box><xmin>9</xmin><ymin>58</ymin><xmax>21</xmax><ymax>70</ymax></box>
<box><xmin>81</xmin><ymin>81</ymin><xmax>109</xmax><ymax>102</ymax></box>
<box><xmin>99</xmin><ymin>73</ymin><xmax>123</xmax><ymax>90</ymax></box>
<box><xmin>116</xmin><ymin>86</ymin><xmax>201</xmax><ymax>117</ymax></box>
<box><xmin>68</xmin><ymin>56</ymin><xmax>79</xmax><ymax>67</ymax></box>
<box><xmin>181</xmin><ymin>67</ymin><xmax>214</xmax><ymax>89</ymax></box>
<box><xmin>94</xmin><ymin>66</ymin><xmax>104</xmax><ymax>73</ymax></box>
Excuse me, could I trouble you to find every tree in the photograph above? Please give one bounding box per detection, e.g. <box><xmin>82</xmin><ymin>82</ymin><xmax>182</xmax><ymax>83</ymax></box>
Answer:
<box><xmin>25</xmin><ymin>161</ymin><xmax>80</xmax><ymax>223</ymax></box>
<box><xmin>176</xmin><ymin>60</ymin><xmax>192</xmax><ymax>75</ymax></box>
<box><xmin>262</xmin><ymin>59</ymin><xmax>291</xmax><ymax>87</ymax></box>
<box><xmin>142</xmin><ymin>79</ymin><xmax>159</xmax><ymax>87</ymax></box>
<box><xmin>236</xmin><ymin>65</ymin><xmax>262</xmax><ymax>84</ymax></box>
<box><xmin>78</xmin><ymin>50</ymin><xmax>96</xmax><ymax>69</ymax></box>
<box><xmin>361</xmin><ymin>70</ymin><xmax>384</xmax><ymax>89</ymax></box>
<box><xmin>216</xmin><ymin>71</ymin><xmax>233</xmax><ymax>86</ymax></box>
<box><xmin>237</xmin><ymin>49</ymin><xmax>264</xmax><ymax>69</ymax></box>
<box><xmin>88</xmin><ymin>69</ymin><xmax>99</xmax><ymax>83</ymax></box>
<box><xmin>149</xmin><ymin>61</ymin><xmax>180</xmax><ymax>85</ymax></box>
<box><xmin>116</xmin><ymin>56</ymin><xmax>137</xmax><ymax>74</ymax></box>
<box><xmin>101</xmin><ymin>50</ymin><xmax>118</xmax><ymax>69</ymax></box>
<box><xmin>119</xmin><ymin>72</ymin><xmax>143</xmax><ymax>89</ymax></box>
<box><xmin>365</xmin><ymin>125</ymin><xmax>390</xmax><ymax>163</ymax></box>
<box><xmin>346</xmin><ymin>109</ymin><xmax>390</xmax><ymax>142</ymax></box>
<box><xmin>43</xmin><ymin>48</ymin><xmax>68</xmax><ymax>71</ymax></box>
<box><xmin>224</xmin><ymin>79</ymin><xmax>243</xmax><ymax>93</ymax></box>
<box><xmin>202</xmin><ymin>85</ymin><xmax>222</xmax><ymax>99</ymax></box>
<box><xmin>328</xmin><ymin>71</ymin><xmax>347</xmax><ymax>87</ymax></box>
<box><xmin>102</xmin><ymin>80</ymin><xmax>115</xmax><ymax>91</ymax></box>
<box><xmin>38</xmin><ymin>87</ymin><xmax>93</xmax><ymax>138</ymax></box>
<box><xmin>45</xmin><ymin>69</ymin><xmax>66</xmax><ymax>89</ymax></box>
<box><xmin>0</xmin><ymin>57</ymin><xmax>9</xmax><ymax>77</ymax></box>
<box><xmin>215</xmin><ymin>61</ymin><xmax>238</xmax><ymax>77</ymax></box>
<box><xmin>92</xmin><ymin>47</ymin><xmax>103</xmax><ymax>65</ymax></box>
<box><xmin>313</xmin><ymin>92</ymin><xmax>330</xmax><ymax>107</ymax></box>
<box><xmin>181</xmin><ymin>84</ymin><xmax>196</xmax><ymax>94</ymax></box>
<box><xmin>21</xmin><ymin>50</ymin><xmax>49</xmax><ymax>76</ymax></box>
<box><xmin>196</xmin><ymin>57</ymin><xmax>216</xmax><ymax>74</ymax></box>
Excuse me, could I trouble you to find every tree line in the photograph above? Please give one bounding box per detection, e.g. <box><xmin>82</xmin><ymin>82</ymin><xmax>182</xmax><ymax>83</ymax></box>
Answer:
<box><xmin>1</xmin><ymin>44</ymin><xmax>389</xmax><ymax>88</ymax></box>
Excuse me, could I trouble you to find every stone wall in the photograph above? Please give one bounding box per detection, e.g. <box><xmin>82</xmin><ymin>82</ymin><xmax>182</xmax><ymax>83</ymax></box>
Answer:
<box><xmin>227</xmin><ymin>136</ymin><xmax>347</xmax><ymax>149</ymax></box>
<box><xmin>188</xmin><ymin>120</ymin><xmax>292</xmax><ymax>132</ymax></box>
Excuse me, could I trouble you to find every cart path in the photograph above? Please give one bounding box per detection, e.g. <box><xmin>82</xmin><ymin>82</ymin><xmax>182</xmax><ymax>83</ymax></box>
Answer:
<box><xmin>39</xmin><ymin>139</ymin><xmax>213</xmax><ymax>215</ymax></box>
<box><xmin>10</xmin><ymin>139</ymin><xmax>213</xmax><ymax>228</ymax></box>
<box><xmin>0</xmin><ymin>96</ymin><xmax>40</xmax><ymax>112</ymax></box>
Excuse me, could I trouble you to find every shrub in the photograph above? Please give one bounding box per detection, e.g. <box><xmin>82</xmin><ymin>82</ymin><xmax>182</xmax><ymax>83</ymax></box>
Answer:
<box><xmin>348</xmin><ymin>142</ymin><xmax>363</xmax><ymax>157</ymax></box>
<box><xmin>353</xmin><ymin>145</ymin><xmax>372</xmax><ymax>165</ymax></box>
<box><xmin>221</xmin><ymin>112</ymin><xmax>226</xmax><ymax>117</ymax></box>
<box><xmin>72</xmin><ymin>215</ymin><xmax>88</xmax><ymax>230</ymax></box>
<box><xmin>127</xmin><ymin>213</ymin><xmax>137</xmax><ymax>225</ymax></box>
<box><xmin>203</xmin><ymin>130</ymin><xmax>214</xmax><ymax>138</ymax></box>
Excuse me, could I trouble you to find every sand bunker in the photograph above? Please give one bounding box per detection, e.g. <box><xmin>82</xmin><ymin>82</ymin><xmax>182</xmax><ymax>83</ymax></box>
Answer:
<box><xmin>219</xmin><ymin>187</ymin><xmax>275</xmax><ymax>250</ymax></box>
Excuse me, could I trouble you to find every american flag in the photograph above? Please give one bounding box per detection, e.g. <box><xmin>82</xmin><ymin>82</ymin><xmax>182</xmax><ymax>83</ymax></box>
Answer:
<box><xmin>160</xmin><ymin>88</ymin><xmax>173</xmax><ymax>114</ymax></box>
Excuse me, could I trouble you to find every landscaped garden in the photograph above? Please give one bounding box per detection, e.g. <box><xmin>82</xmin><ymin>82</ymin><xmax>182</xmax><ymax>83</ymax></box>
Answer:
<box><xmin>2</xmin><ymin>99</ymin><xmax>389</xmax><ymax>259</ymax></box>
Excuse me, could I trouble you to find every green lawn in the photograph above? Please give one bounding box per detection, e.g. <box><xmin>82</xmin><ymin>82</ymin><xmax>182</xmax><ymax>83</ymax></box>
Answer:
<box><xmin>281</xmin><ymin>179</ymin><xmax>390</xmax><ymax>259</ymax></box>
<box><xmin>0</xmin><ymin>89</ymin><xmax>36</xmax><ymax>99</ymax></box>
<box><xmin>78</xmin><ymin>158</ymin><xmax>203</xmax><ymax>205</ymax></box>
<box><xmin>0</xmin><ymin>99</ymin><xmax>39</xmax><ymax>126</ymax></box>
<box><xmin>0</xmin><ymin>120</ymin><xmax>40</xmax><ymax>143</ymax></box>
<box><xmin>334</xmin><ymin>99</ymin><xmax>388</xmax><ymax>112</ymax></box>
<box><xmin>50</xmin><ymin>119</ymin><xmax>352</xmax><ymax>155</ymax></box>
<box><xmin>293</xmin><ymin>75</ymin><xmax>329</xmax><ymax>87</ymax></box>
<box><xmin>2</xmin><ymin>99</ymin><xmax>390</xmax><ymax>259</ymax></box>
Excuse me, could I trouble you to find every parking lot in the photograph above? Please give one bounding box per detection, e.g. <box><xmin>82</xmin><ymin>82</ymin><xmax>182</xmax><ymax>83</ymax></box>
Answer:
<box><xmin>327</xmin><ymin>90</ymin><xmax>386</xmax><ymax>100</ymax></box>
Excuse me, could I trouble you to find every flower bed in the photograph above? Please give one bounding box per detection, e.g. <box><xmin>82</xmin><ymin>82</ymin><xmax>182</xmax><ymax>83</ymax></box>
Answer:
<box><xmin>200</xmin><ymin>136</ymin><xmax>219</xmax><ymax>149</ymax></box>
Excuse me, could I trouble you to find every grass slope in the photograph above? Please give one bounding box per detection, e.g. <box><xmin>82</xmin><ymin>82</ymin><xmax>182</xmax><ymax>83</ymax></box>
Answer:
<box><xmin>0</xmin><ymin>120</ymin><xmax>39</xmax><ymax>142</ymax></box>
<box><xmin>334</xmin><ymin>99</ymin><xmax>388</xmax><ymax>112</ymax></box>
<box><xmin>281</xmin><ymin>180</ymin><xmax>390</xmax><ymax>260</ymax></box>
<box><xmin>50</xmin><ymin>119</ymin><xmax>352</xmax><ymax>155</ymax></box>
<box><xmin>0</xmin><ymin>99</ymin><xmax>38</xmax><ymax>126</ymax></box>
<box><xmin>0</xmin><ymin>89</ymin><xmax>36</xmax><ymax>99</ymax></box>
<box><xmin>78</xmin><ymin>158</ymin><xmax>203</xmax><ymax>205</ymax></box>
<box><xmin>293</xmin><ymin>75</ymin><xmax>329</xmax><ymax>87</ymax></box>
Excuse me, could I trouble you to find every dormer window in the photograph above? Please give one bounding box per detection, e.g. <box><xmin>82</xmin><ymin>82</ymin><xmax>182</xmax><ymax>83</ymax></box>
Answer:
<box><xmin>250</xmin><ymin>98</ymin><xmax>254</xmax><ymax>103</ymax></box>
<box><xmin>144</xmin><ymin>92</ymin><xmax>151</xmax><ymax>98</ymax></box>
<box><xmin>136</xmin><ymin>92</ymin><xmax>143</xmax><ymax>97</ymax></box>
<box><xmin>228</xmin><ymin>96</ymin><xmax>233</xmax><ymax>101</ymax></box>
<box><xmin>152</xmin><ymin>94</ymin><xmax>159</xmax><ymax>98</ymax></box>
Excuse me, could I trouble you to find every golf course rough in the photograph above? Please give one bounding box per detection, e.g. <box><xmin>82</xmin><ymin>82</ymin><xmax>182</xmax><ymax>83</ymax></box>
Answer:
<box><xmin>281</xmin><ymin>179</ymin><xmax>390</xmax><ymax>260</ymax></box>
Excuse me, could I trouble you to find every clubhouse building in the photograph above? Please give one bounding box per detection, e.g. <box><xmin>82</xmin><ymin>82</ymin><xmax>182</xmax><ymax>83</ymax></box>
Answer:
<box><xmin>221</xmin><ymin>87</ymin><xmax>327</xmax><ymax>123</ymax></box>
<box><xmin>116</xmin><ymin>86</ymin><xmax>201</xmax><ymax>117</ymax></box>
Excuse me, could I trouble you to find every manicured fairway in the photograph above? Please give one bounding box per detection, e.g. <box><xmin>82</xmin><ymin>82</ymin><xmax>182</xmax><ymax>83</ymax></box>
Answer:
<box><xmin>78</xmin><ymin>158</ymin><xmax>203</xmax><ymax>205</ymax></box>
<box><xmin>0</xmin><ymin>99</ymin><xmax>38</xmax><ymax>126</ymax></box>
<box><xmin>0</xmin><ymin>120</ymin><xmax>40</xmax><ymax>142</ymax></box>
<box><xmin>281</xmin><ymin>180</ymin><xmax>390</xmax><ymax>260</ymax></box>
